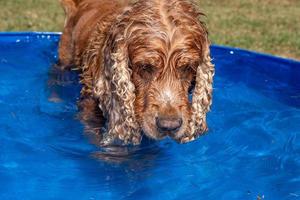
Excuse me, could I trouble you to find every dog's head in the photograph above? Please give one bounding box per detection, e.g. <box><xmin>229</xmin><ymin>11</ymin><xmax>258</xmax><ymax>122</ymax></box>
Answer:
<box><xmin>97</xmin><ymin>0</ymin><xmax>214</xmax><ymax>144</ymax></box>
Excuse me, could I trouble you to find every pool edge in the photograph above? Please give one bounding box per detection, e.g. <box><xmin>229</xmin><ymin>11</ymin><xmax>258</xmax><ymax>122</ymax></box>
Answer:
<box><xmin>0</xmin><ymin>32</ymin><xmax>299</xmax><ymax>64</ymax></box>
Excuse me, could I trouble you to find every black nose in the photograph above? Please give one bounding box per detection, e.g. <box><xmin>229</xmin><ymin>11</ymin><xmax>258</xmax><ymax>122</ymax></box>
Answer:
<box><xmin>156</xmin><ymin>117</ymin><xmax>183</xmax><ymax>134</ymax></box>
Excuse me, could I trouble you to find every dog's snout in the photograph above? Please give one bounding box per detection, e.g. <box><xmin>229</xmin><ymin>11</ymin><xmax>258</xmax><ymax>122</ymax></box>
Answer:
<box><xmin>156</xmin><ymin>116</ymin><xmax>183</xmax><ymax>134</ymax></box>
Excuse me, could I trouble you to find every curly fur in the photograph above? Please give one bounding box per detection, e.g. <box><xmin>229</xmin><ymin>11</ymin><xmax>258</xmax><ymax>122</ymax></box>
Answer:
<box><xmin>102</xmin><ymin>41</ymin><xmax>141</xmax><ymax>144</ymax></box>
<box><xmin>58</xmin><ymin>0</ymin><xmax>214</xmax><ymax>145</ymax></box>
<box><xmin>183</xmin><ymin>45</ymin><xmax>214</xmax><ymax>143</ymax></box>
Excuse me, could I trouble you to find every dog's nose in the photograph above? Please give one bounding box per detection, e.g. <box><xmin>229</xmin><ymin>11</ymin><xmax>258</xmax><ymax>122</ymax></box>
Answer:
<box><xmin>156</xmin><ymin>117</ymin><xmax>183</xmax><ymax>134</ymax></box>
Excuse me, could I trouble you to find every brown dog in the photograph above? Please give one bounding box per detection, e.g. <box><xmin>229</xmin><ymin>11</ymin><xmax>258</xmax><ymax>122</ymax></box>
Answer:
<box><xmin>58</xmin><ymin>0</ymin><xmax>214</xmax><ymax>145</ymax></box>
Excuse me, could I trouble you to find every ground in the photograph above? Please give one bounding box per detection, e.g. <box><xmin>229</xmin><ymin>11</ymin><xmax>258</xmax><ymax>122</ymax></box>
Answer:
<box><xmin>0</xmin><ymin>0</ymin><xmax>299</xmax><ymax>60</ymax></box>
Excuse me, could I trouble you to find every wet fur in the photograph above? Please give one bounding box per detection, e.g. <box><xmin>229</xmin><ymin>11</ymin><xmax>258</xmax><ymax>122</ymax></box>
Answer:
<box><xmin>58</xmin><ymin>0</ymin><xmax>214</xmax><ymax>145</ymax></box>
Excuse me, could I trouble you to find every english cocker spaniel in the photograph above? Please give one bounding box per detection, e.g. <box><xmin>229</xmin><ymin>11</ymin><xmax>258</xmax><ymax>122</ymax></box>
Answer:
<box><xmin>58</xmin><ymin>0</ymin><xmax>214</xmax><ymax>145</ymax></box>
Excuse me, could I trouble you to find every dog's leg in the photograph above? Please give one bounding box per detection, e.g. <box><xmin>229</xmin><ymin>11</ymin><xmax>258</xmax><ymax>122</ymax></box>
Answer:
<box><xmin>58</xmin><ymin>0</ymin><xmax>78</xmax><ymax>69</ymax></box>
<box><xmin>78</xmin><ymin>97</ymin><xmax>104</xmax><ymax>124</ymax></box>
<box><xmin>77</xmin><ymin>97</ymin><xmax>109</xmax><ymax>145</ymax></box>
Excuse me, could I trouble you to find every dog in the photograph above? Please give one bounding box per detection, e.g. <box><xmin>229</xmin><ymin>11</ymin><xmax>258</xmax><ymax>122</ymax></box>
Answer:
<box><xmin>58</xmin><ymin>0</ymin><xmax>214</xmax><ymax>145</ymax></box>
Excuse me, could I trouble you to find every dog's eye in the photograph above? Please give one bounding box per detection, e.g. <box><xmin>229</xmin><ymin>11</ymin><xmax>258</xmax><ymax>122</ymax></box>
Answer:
<box><xmin>138</xmin><ymin>64</ymin><xmax>156</xmax><ymax>79</ymax></box>
<box><xmin>141</xmin><ymin>64</ymin><xmax>155</xmax><ymax>73</ymax></box>
<box><xmin>180</xmin><ymin>64</ymin><xmax>191</xmax><ymax>72</ymax></box>
<box><xmin>178</xmin><ymin>64</ymin><xmax>194</xmax><ymax>79</ymax></box>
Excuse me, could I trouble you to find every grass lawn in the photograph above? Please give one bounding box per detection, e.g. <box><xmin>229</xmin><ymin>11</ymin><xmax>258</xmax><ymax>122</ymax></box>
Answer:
<box><xmin>0</xmin><ymin>0</ymin><xmax>299</xmax><ymax>60</ymax></box>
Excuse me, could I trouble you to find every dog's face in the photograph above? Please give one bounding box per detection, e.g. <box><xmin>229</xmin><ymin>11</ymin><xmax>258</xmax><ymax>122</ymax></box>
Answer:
<box><xmin>100</xmin><ymin>0</ymin><xmax>213</xmax><ymax>144</ymax></box>
<box><xmin>129</xmin><ymin>33</ymin><xmax>202</xmax><ymax>141</ymax></box>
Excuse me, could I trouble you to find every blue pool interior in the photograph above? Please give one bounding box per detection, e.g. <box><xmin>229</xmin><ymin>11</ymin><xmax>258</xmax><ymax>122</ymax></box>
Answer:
<box><xmin>0</xmin><ymin>33</ymin><xmax>299</xmax><ymax>200</ymax></box>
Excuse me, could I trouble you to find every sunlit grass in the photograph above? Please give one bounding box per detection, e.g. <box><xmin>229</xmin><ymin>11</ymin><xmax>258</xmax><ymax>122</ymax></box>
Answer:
<box><xmin>0</xmin><ymin>0</ymin><xmax>299</xmax><ymax>59</ymax></box>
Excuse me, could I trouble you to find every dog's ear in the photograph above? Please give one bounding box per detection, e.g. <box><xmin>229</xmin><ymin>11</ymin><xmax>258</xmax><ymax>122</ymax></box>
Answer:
<box><xmin>182</xmin><ymin>41</ymin><xmax>215</xmax><ymax>143</ymax></box>
<box><xmin>100</xmin><ymin>33</ymin><xmax>141</xmax><ymax>145</ymax></box>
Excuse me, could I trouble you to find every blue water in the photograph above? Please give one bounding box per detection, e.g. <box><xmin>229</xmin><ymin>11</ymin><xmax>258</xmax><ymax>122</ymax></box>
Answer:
<box><xmin>0</xmin><ymin>33</ymin><xmax>299</xmax><ymax>200</ymax></box>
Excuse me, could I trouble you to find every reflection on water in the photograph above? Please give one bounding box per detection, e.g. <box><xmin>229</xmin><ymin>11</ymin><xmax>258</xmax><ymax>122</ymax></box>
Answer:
<box><xmin>0</xmin><ymin>35</ymin><xmax>300</xmax><ymax>200</ymax></box>
<box><xmin>48</xmin><ymin>64</ymin><xmax>112</xmax><ymax>148</ymax></box>
<box><xmin>92</xmin><ymin>141</ymin><xmax>161</xmax><ymax>163</ymax></box>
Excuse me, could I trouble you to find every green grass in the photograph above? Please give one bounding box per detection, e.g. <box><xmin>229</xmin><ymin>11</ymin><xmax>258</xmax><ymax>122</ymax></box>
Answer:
<box><xmin>199</xmin><ymin>0</ymin><xmax>300</xmax><ymax>60</ymax></box>
<box><xmin>0</xmin><ymin>0</ymin><xmax>299</xmax><ymax>59</ymax></box>
<box><xmin>0</xmin><ymin>0</ymin><xmax>64</xmax><ymax>32</ymax></box>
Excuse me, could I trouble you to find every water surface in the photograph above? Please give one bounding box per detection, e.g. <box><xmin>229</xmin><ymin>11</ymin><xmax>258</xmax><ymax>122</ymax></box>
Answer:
<box><xmin>0</xmin><ymin>33</ymin><xmax>299</xmax><ymax>200</ymax></box>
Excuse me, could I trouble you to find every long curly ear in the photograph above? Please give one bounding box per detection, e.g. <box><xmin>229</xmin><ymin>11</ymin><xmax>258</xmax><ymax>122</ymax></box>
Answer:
<box><xmin>182</xmin><ymin>42</ymin><xmax>215</xmax><ymax>143</ymax></box>
<box><xmin>101</xmin><ymin>37</ymin><xmax>141</xmax><ymax>145</ymax></box>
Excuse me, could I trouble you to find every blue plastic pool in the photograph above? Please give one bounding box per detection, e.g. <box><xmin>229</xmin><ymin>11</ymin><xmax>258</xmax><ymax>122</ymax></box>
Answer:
<box><xmin>0</xmin><ymin>33</ymin><xmax>299</xmax><ymax>200</ymax></box>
